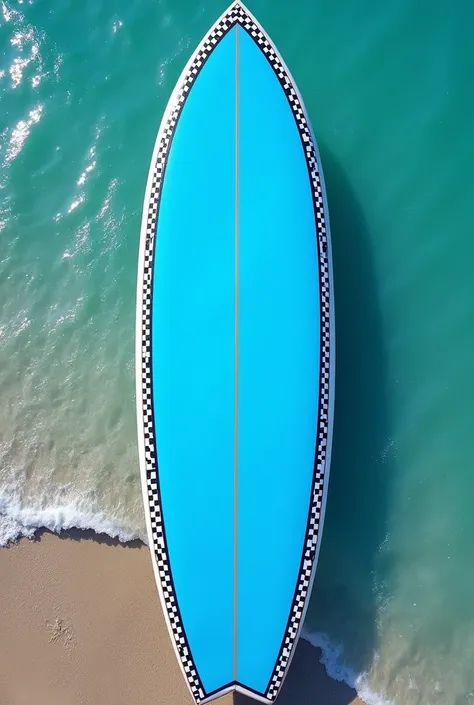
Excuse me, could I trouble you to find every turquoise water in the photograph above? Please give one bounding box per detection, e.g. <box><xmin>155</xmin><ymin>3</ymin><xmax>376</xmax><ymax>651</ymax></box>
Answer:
<box><xmin>1</xmin><ymin>1</ymin><xmax>473</xmax><ymax>704</ymax></box>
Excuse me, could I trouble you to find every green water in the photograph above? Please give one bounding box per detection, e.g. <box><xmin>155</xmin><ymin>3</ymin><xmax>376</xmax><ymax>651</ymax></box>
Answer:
<box><xmin>1</xmin><ymin>1</ymin><xmax>473</xmax><ymax>703</ymax></box>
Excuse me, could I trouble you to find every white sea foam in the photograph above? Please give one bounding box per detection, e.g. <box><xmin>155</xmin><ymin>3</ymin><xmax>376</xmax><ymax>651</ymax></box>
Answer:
<box><xmin>0</xmin><ymin>491</ymin><xmax>147</xmax><ymax>547</ymax></box>
<box><xmin>302</xmin><ymin>628</ymin><xmax>392</xmax><ymax>705</ymax></box>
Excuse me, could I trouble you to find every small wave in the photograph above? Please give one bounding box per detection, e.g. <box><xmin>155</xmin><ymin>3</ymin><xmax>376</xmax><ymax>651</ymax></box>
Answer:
<box><xmin>3</xmin><ymin>2</ymin><xmax>46</xmax><ymax>90</ymax></box>
<box><xmin>56</xmin><ymin>123</ymin><xmax>103</xmax><ymax>220</ymax></box>
<box><xmin>0</xmin><ymin>494</ymin><xmax>146</xmax><ymax>547</ymax></box>
<box><xmin>302</xmin><ymin>628</ymin><xmax>391</xmax><ymax>705</ymax></box>
<box><xmin>67</xmin><ymin>194</ymin><xmax>85</xmax><ymax>214</ymax></box>
<box><xmin>97</xmin><ymin>177</ymin><xmax>118</xmax><ymax>220</ymax></box>
<box><xmin>77</xmin><ymin>145</ymin><xmax>97</xmax><ymax>187</ymax></box>
<box><xmin>157</xmin><ymin>35</ymin><xmax>191</xmax><ymax>86</ymax></box>
<box><xmin>3</xmin><ymin>104</ymin><xmax>43</xmax><ymax>166</ymax></box>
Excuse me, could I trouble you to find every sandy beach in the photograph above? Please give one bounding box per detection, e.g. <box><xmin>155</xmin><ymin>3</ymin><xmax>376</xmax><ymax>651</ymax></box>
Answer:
<box><xmin>0</xmin><ymin>531</ymin><xmax>362</xmax><ymax>705</ymax></box>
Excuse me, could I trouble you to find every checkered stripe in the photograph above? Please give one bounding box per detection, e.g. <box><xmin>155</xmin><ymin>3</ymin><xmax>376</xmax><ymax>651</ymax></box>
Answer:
<box><xmin>139</xmin><ymin>7</ymin><xmax>243</xmax><ymax>704</ymax></box>
<box><xmin>139</xmin><ymin>3</ymin><xmax>332</xmax><ymax>703</ymax></box>
<box><xmin>230</xmin><ymin>5</ymin><xmax>332</xmax><ymax>701</ymax></box>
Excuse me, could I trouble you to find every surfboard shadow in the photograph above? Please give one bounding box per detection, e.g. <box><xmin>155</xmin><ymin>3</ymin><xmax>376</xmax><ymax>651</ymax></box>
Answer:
<box><xmin>303</xmin><ymin>146</ymin><xmax>392</xmax><ymax>683</ymax></box>
<box><xmin>234</xmin><ymin>639</ymin><xmax>358</xmax><ymax>705</ymax></box>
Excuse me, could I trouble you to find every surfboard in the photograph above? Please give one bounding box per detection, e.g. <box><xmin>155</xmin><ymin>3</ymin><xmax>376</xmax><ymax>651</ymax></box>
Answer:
<box><xmin>136</xmin><ymin>2</ymin><xmax>334</xmax><ymax>703</ymax></box>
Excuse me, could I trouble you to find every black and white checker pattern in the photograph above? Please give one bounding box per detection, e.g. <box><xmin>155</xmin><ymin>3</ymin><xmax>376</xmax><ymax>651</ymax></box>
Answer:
<box><xmin>138</xmin><ymin>3</ymin><xmax>332</xmax><ymax>704</ymax></box>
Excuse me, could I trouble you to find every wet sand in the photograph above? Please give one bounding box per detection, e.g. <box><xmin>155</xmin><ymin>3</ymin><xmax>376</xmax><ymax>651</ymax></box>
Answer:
<box><xmin>0</xmin><ymin>531</ymin><xmax>362</xmax><ymax>705</ymax></box>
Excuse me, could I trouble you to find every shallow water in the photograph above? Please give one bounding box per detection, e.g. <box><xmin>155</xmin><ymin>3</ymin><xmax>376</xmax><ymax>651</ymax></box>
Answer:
<box><xmin>1</xmin><ymin>1</ymin><xmax>474</xmax><ymax>703</ymax></box>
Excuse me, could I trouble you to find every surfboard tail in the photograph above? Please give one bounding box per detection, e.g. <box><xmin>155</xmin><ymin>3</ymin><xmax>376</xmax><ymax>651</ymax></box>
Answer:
<box><xmin>200</xmin><ymin>683</ymin><xmax>275</xmax><ymax>704</ymax></box>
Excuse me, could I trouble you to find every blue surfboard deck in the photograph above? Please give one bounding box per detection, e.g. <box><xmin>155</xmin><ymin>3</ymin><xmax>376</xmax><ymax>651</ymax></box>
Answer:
<box><xmin>136</xmin><ymin>3</ymin><xmax>334</xmax><ymax>703</ymax></box>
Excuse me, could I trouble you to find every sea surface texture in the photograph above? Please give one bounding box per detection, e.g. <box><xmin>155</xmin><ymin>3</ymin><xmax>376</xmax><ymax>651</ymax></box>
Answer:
<box><xmin>1</xmin><ymin>1</ymin><xmax>473</xmax><ymax>704</ymax></box>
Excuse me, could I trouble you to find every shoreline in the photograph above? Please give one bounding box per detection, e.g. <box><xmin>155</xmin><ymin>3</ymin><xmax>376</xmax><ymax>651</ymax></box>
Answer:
<box><xmin>0</xmin><ymin>529</ymin><xmax>362</xmax><ymax>705</ymax></box>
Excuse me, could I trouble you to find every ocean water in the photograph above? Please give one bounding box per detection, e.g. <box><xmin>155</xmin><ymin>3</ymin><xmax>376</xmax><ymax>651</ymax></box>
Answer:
<box><xmin>1</xmin><ymin>0</ymin><xmax>473</xmax><ymax>703</ymax></box>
